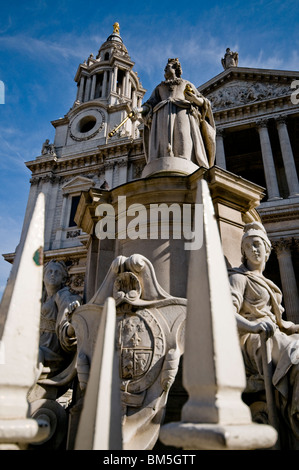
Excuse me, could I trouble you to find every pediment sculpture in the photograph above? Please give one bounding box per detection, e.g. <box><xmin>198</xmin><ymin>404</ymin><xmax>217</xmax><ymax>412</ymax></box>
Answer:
<box><xmin>207</xmin><ymin>81</ymin><xmax>291</xmax><ymax>110</ymax></box>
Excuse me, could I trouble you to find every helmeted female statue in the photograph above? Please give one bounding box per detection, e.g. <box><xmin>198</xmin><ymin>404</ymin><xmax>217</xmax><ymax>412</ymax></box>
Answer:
<box><xmin>229</xmin><ymin>222</ymin><xmax>299</xmax><ymax>447</ymax></box>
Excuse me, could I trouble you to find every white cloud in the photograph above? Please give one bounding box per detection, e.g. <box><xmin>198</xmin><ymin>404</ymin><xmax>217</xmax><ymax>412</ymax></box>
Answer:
<box><xmin>0</xmin><ymin>33</ymin><xmax>93</xmax><ymax>64</ymax></box>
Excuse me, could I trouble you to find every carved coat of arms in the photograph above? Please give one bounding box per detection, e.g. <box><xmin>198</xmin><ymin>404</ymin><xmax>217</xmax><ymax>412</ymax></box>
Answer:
<box><xmin>72</xmin><ymin>254</ymin><xmax>186</xmax><ymax>449</ymax></box>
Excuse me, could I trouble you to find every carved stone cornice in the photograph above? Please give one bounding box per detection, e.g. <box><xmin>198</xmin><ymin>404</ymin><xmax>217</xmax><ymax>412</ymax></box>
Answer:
<box><xmin>258</xmin><ymin>201</ymin><xmax>299</xmax><ymax>223</ymax></box>
<box><xmin>27</xmin><ymin>137</ymin><xmax>143</xmax><ymax>181</ymax></box>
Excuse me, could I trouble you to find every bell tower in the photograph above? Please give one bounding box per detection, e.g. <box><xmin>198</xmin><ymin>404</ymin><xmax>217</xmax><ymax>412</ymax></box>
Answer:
<box><xmin>19</xmin><ymin>24</ymin><xmax>146</xmax><ymax>294</ymax></box>
<box><xmin>52</xmin><ymin>23</ymin><xmax>146</xmax><ymax>157</ymax></box>
<box><xmin>52</xmin><ymin>23</ymin><xmax>146</xmax><ymax>160</ymax></box>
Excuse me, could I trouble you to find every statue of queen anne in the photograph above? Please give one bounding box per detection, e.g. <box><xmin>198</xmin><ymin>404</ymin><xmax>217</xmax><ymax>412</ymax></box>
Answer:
<box><xmin>133</xmin><ymin>58</ymin><xmax>216</xmax><ymax>174</ymax></box>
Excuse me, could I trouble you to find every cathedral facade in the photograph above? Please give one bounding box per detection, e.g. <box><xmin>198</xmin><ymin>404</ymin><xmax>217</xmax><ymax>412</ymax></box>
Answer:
<box><xmin>3</xmin><ymin>23</ymin><xmax>299</xmax><ymax>451</ymax></box>
<box><xmin>4</xmin><ymin>25</ymin><xmax>299</xmax><ymax>324</ymax></box>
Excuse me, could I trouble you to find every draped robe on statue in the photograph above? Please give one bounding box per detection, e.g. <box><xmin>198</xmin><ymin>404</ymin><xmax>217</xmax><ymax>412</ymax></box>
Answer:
<box><xmin>142</xmin><ymin>78</ymin><xmax>215</xmax><ymax>168</ymax></box>
<box><xmin>228</xmin><ymin>264</ymin><xmax>299</xmax><ymax>439</ymax></box>
<box><xmin>39</xmin><ymin>286</ymin><xmax>81</xmax><ymax>380</ymax></box>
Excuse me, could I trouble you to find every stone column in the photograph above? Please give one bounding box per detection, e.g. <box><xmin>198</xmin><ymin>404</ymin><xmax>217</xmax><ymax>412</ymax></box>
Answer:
<box><xmin>52</xmin><ymin>193</ymin><xmax>69</xmax><ymax>249</ymax></box>
<box><xmin>104</xmin><ymin>161</ymin><xmax>114</xmax><ymax>189</ymax></box>
<box><xmin>112</xmin><ymin>67</ymin><xmax>118</xmax><ymax>93</ymax></box>
<box><xmin>215</xmin><ymin>128</ymin><xmax>226</xmax><ymax>169</ymax></box>
<box><xmin>90</xmin><ymin>74</ymin><xmax>96</xmax><ymax>100</ymax></box>
<box><xmin>125</xmin><ymin>70</ymin><xmax>130</xmax><ymax>97</ymax></box>
<box><xmin>83</xmin><ymin>235</ymin><xmax>99</xmax><ymax>303</ymax></box>
<box><xmin>117</xmin><ymin>158</ymin><xmax>128</xmax><ymax>185</ymax></box>
<box><xmin>102</xmin><ymin>71</ymin><xmax>108</xmax><ymax>98</ymax></box>
<box><xmin>276</xmin><ymin>115</ymin><xmax>299</xmax><ymax>198</ymax></box>
<box><xmin>272</xmin><ymin>238</ymin><xmax>299</xmax><ymax>324</ymax></box>
<box><xmin>76</xmin><ymin>83</ymin><xmax>80</xmax><ymax>101</ymax></box>
<box><xmin>84</xmin><ymin>77</ymin><xmax>91</xmax><ymax>102</ymax></box>
<box><xmin>44</xmin><ymin>175</ymin><xmax>60</xmax><ymax>251</ymax></box>
<box><xmin>132</xmin><ymin>89</ymin><xmax>137</xmax><ymax>108</ymax></box>
<box><xmin>128</xmin><ymin>77</ymin><xmax>132</xmax><ymax>100</ymax></box>
<box><xmin>107</xmin><ymin>71</ymin><xmax>111</xmax><ymax>95</ymax></box>
<box><xmin>78</xmin><ymin>76</ymin><xmax>85</xmax><ymax>102</ymax></box>
<box><xmin>256</xmin><ymin>120</ymin><xmax>281</xmax><ymax>201</ymax></box>
<box><xmin>40</xmin><ymin>174</ymin><xmax>59</xmax><ymax>251</ymax></box>
<box><xmin>21</xmin><ymin>177</ymin><xmax>40</xmax><ymax>235</ymax></box>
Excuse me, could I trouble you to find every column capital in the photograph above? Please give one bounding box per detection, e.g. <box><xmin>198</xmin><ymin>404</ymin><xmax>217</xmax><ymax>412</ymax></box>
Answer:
<box><xmin>40</xmin><ymin>173</ymin><xmax>57</xmax><ymax>184</ymax></box>
<box><xmin>104</xmin><ymin>160</ymin><xmax>114</xmax><ymax>170</ymax></box>
<box><xmin>216</xmin><ymin>128</ymin><xmax>225</xmax><ymax>137</ymax></box>
<box><xmin>256</xmin><ymin>118</ymin><xmax>269</xmax><ymax>129</ymax></box>
<box><xmin>272</xmin><ymin>238</ymin><xmax>293</xmax><ymax>256</ymax></box>
<box><xmin>117</xmin><ymin>158</ymin><xmax>128</xmax><ymax>168</ymax></box>
<box><xmin>275</xmin><ymin>114</ymin><xmax>288</xmax><ymax>126</ymax></box>
<box><xmin>29</xmin><ymin>176</ymin><xmax>41</xmax><ymax>186</ymax></box>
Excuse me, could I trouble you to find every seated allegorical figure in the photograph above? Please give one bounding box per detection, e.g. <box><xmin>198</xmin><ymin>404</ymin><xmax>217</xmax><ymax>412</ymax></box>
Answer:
<box><xmin>38</xmin><ymin>260</ymin><xmax>81</xmax><ymax>382</ymax></box>
<box><xmin>228</xmin><ymin>222</ymin><xmax>299</xmax><ymax>447</ymax></box>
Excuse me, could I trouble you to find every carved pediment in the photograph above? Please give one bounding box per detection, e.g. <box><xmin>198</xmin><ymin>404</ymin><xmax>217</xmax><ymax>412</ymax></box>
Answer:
<box><xmin>199</xmin><ymin>67</ymin><xmax>299</xmax><ymax>112</ymax></box>
<box><xmin>62</xmin><ymin>176</ymin><xmax>95</xmax><ymax>194</ymax></box>
<box><xmin>207</xmin><ymin>80</ymin><xmax>291</xmax><ymax>111</ymax></box>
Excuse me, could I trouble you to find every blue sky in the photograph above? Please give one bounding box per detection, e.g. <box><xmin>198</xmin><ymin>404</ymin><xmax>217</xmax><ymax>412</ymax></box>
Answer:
<box><xmin>0</xmin><ymin>0</ymin><xmax>298</xmax><ymax>297</ymax></box>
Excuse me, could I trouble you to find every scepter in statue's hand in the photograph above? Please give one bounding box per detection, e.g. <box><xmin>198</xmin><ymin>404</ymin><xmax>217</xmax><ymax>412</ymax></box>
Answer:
<box><xmin>184</xmin><ymin>84</ymin><xmax>205</xmax><ymax>107</ymax></box>
<box><xmin>108</xmin><ymin>106</ymin><xmax>148</xmax><ymax>138</ymax></box>
<box><xmin>108</xmin><ymin>111</ymin><xmax>134</xmax><ymax>138</ymax></box>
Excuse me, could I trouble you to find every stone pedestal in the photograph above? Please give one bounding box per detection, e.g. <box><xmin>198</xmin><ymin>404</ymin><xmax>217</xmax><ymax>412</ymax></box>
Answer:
<box><xmin>75</xmin><ymin>166</ymin><xmax>265</xmax><ymax>301</ymax></box>
<box><xmin>73</xmin><ymin>167</ymin><xmax>269</xmax><ymax>450</ymax></box>
<box><xmin>141</xmin><ymin>157</ymin><xmax>199</xmax><ymax>178</ymax></box>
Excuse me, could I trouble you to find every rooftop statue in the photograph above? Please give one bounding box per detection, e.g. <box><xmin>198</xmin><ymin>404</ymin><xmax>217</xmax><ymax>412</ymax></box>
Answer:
<box><xmin>41</xmin><ymin>139</ymin><xmax>56</xmax><ymax>156</ymax></box>
<box><xmin>113</xmin><ymin>22</ymin><xmax>120</xmax><ymax>34</ymax></box>
<box><xmin>228</xmin><ymin>222</ymin><xmax>299</xmax><ymax>448</ymax></box>
<box><xmin>221</xmin><ymin>48</ymin><xmax>239</xmax><ymax>69</ymax></box>
<box><xmin>135</xmin><ymin>58</ymin><xmax>215</xmax><ymax>175</ymax></box>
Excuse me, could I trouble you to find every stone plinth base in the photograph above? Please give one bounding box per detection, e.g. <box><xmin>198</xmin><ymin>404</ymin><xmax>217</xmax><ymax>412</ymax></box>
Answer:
<box><xmin>159</xmin><ymin>422</ymin><xmax>278</xmax><ymax>450</ymax></box>
<box><xmin>75</xmin><ymin>166</ymin><xmax>265</xmax><ymax>301</ymax></box>
<box><xmin>142</xmin><ymin>157</ymin><xmax>199</xmax><ymax>178</ymax></box>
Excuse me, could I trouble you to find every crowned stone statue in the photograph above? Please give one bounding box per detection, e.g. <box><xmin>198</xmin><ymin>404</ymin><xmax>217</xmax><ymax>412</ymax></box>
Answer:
<box><xmin>133</xmin><ymin>58</ymin><xmax>216</xmax><ymax>177</ymax></box>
